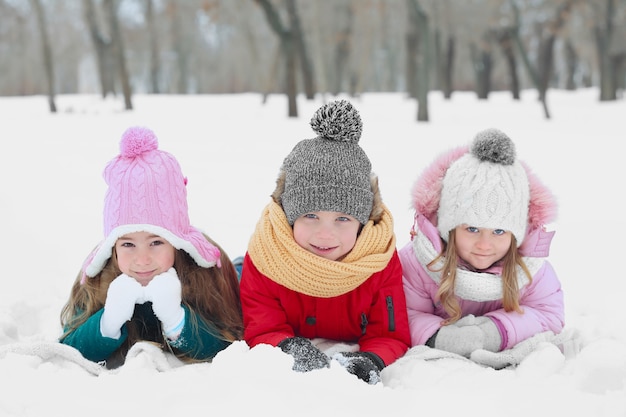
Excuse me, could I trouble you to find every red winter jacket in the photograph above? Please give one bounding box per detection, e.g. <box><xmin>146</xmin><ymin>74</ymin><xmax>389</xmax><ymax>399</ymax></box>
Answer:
<box><xmin>240</xmin><ymin>251</ymin><xmax>411</xmax><ymax>366</ymax></box>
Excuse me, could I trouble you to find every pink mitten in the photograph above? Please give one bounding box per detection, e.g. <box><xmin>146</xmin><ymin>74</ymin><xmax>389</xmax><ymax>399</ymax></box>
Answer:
<box><xmin>144</xmin><ymin>268</ymin><xmax>185</xmax><ymax>339</ymax></box>
<box><xmin>100</xmin><ymin>274</ymin><xmax>144</xmax><ymax>339</ymax></box>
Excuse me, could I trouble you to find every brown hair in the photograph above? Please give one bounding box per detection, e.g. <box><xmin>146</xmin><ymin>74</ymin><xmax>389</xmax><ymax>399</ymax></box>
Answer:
<box><xmin>60</xmin><ymin>234</ymin><xmax>243</xmax><ymax>364</ymax></box>
<box><xmin>429</xmin><ymin>230</ymin><xmax>532</xmax><ymax>325</ymax></box>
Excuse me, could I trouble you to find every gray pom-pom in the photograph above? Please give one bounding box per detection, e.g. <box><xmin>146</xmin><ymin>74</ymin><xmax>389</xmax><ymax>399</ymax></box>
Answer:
<box><xmin>471</xmin><ymin>128</ymin><xmax>516</xmax><ymax>165</ymax></box>
<box><xmin>310</xmin><ymin>100</ymin><xmax>363</xmax><ymax>143</ymax></box>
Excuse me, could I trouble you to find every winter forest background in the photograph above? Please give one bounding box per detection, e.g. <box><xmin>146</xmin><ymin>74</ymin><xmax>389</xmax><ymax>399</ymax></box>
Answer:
<box><xmin>1</xmin><ymin>0</ymin><xmax>625</xmax><ymax>120</ymax></box>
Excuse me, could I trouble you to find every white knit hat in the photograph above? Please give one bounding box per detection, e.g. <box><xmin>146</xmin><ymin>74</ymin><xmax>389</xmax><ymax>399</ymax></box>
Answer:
<box><xmin>437</xmin><ymin>128</ymin><xmax>530</xmax><ymax>245</ymax></box>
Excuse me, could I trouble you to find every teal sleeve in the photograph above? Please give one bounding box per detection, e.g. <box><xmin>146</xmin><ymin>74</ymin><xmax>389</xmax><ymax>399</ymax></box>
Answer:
<box><xmin>60</xmin><ymin>309</ymin><xmax>127</xmax><ymax>363</ymax></box>
<box><xmin>168</xmin><ymin>305</ymin><xmax>231</xmax><ymax>360</ymax></box>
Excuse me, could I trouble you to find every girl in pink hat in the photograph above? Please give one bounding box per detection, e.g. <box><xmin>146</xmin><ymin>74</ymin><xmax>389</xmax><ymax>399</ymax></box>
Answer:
<box><xmin>59</xmin><ymin>127</ymin><xmax>243</xmax><ymax>369</ymax></box>
<box><xmin>399</xmin><ymin>128</ymin><xmax>565</xmax><ymax>367</ymax></box>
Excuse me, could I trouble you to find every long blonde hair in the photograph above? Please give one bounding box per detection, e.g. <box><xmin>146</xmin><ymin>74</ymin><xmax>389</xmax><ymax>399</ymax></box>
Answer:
<box><xmin>60</xmin><ymin>234</ymin><xmax>243</xmax><ymax>363</ymax></box>
<box><xmin>429</xmin><ymin>230</ymin><xmax>532</xmax><ymax>325</ymax></box>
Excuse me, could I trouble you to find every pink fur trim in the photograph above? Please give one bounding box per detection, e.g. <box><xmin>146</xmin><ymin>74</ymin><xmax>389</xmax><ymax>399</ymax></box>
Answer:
<box><xmin>411</xmin><ymin>145</ymin><xmax>468</xmax><ymax>223</ymax></box>
<box><xmin>523</xmin><ymin>161</ymin><xmax>558</xmax><ymax>228</ymax></box>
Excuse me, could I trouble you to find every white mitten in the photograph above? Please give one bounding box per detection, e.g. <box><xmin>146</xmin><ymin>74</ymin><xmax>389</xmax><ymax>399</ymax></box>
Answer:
<box><xmin>100</xmin><ymin>274</ymin><xmax>145</xmax><ymax>339</ymax></box>
<box><xmin>433</xmin><ymin>324</ymin><xmax>484</xmax><ymax>357</ymax></box>
<box><xmin>475</xmin><ymin>317</ymin><xmax>501</xmax><ymax>352</ymax></box>
<box><xmin>144</xmin><ymin>268</ymin><xmax>185</xmax><ymax>339</ymax></box>
<box><xmin>470</xmin><ymin>331</ymin><xmax>557</xmax><ymax>369</ymax></box>
<box><xmin>449</xmin><ymin>314</ymin><xmax>501</xmax><ymax>352</ymax></box>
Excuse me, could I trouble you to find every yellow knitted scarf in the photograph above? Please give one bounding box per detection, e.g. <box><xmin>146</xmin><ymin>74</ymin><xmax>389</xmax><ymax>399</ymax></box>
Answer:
<box><xmin>247</xmin><ymin>200</ymin><xmax>396</xmax><ymax>298</ymax></box>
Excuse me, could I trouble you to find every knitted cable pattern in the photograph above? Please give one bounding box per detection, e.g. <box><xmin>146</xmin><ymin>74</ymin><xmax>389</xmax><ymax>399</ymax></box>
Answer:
<box><xmin>247</xmin><ymin>200</ymin><xmax>396</xmax><ymax>298</ymax></box>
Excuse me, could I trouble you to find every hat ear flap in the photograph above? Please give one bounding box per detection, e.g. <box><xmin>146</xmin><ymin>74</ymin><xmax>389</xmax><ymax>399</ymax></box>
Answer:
<box><xmin>272</xmin><ymin>170</ymin><xmax>286</xmax><ymax>205</ymax></box>
<box><xmin>369</xmin><ymin>175</ymin><xmax>383</xmax><ymax>223</ymax></box>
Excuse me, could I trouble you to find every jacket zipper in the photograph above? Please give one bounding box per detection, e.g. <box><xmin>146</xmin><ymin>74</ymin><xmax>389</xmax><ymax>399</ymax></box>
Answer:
<box><xmin>386</xmin><ymin>296</ymin><xmax>396</xmax><ymax>331</ymax></box>
<box><xmin>360</xmin><ymin>313</ymin><xmax>368</xmax><ymax>335</ymax></box>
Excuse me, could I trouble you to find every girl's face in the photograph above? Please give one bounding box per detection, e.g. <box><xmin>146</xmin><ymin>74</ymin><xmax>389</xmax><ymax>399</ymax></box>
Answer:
<box><xmin>454</xmin><ymin>225</ymin><xmax>512</xmax><ymax>270</ymax></box>
<box><xmin>293</xmin><ymin>211</ymin><xmax>361</xmax><ymax>261</ymax></box>
<box><xmin>115</xmin><ymin>231</ymin><xmax>176</xmax><ymax>286</ymax></box>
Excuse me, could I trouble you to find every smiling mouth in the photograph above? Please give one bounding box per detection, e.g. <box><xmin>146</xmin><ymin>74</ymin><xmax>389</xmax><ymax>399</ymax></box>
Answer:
<box><xmin>312</xmin><ymin>245</ymin><xmax>337</xmax><ymax>252</ymax></box>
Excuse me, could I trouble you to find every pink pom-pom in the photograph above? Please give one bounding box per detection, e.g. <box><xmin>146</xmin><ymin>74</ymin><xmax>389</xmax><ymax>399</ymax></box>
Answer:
<box><xmin>120</xmin><ymin>126</ymin><xmax>158</xmax><ymax>157</ymax></box>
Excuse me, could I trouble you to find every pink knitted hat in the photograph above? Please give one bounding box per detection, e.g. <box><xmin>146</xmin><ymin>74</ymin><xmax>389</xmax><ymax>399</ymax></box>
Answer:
<box><xmin>83</xmin><ymin>126</ymin><xmax>221</xmax><ymax>278</ymax></box>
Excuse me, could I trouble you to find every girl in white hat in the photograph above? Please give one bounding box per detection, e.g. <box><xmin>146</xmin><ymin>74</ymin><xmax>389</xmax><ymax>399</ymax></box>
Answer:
<box><xmin>399</xmin><ymin>128</ymin><xmax>564</xmax><ymax>365</ymax></box>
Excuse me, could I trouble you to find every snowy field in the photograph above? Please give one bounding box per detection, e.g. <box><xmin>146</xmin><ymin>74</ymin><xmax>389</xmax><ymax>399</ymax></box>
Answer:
<box><xmin>0</xmin><ymin>89</ymin><xmax>624</xmax><ymax>416</ymax></box>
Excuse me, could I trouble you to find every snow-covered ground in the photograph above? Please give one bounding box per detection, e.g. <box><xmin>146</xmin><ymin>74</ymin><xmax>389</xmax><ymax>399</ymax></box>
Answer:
<box><xmin>1</xmin><ymin>90</ymin><xmax>624</xmax><ymax>416</ymax></box>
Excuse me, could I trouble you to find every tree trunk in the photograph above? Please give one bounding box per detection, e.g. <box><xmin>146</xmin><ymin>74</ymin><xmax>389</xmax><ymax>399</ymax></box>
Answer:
<box><xmin>442</xmin><ymin>36</ymin><xmax>455</xmax><ymax>99</ymax></box>
<box><xmin>332</xmin><ymin>2</ymin><xmax>352</xmax><ymax>96</ymax></box>
<box><xmin>146</xmin><ymin>0</ymin><xmax>160</xmax><ymax>94</ymax></box>
<box><xmin>168</xmin><ymin>0</ymin><xmax>189</xmax><ymax>94</ymax></box>
<box><xmin>287</xmin><ymin>0</ymin><xmax>315</xmax><ymax>100</ymax></box>
<box><xmin>471</xmin><ymin>41</ymin><xmax>492</xmax><ymax>100</ymax></box>
<box><xmin>597</xmin><ymin>0</ymin><xmax>617</xmax><ymax>101</ymax></box>
<box><xmin>407</xmin><ymin>0</ymin><xmax>430</xmax><ymax>122</ymax></box>
<box><xmin>254</xmin><ymin>0</ymin><xmax>298</xmax><ymax>117</ymax></box>
<box><xmin>564</xmin><ymin>39</ymin><xmax>577</xmax><ymax>90</ymax></box>
<box><xmin>494</xmin><ymin>28</ymin><xmax>519</xmax><ymax>100</ymax></box>
<box><xmin>405</xmin><ymin>31</ymin><xmax>418</xmax><ymax>99</ymax></box>
<box><xmin>508</xmin><ymin>0</ymin><xmax>550</xmax><ymax>119</ymax></box>
<box><xmin>83</xmin><ymin>0</ymin><xmax>115</xmax><ymax>98</ymax></box>
<box><xmin>30</xmin><ymin>0</ymin><xmax>56</xmax><ymax>112</ymax></box>
<box><xmin>105</xmin><ymin>0</ymin><xmax>132</xmax><ymax>110</ymax></box>
<box><xmin>537</xmin><ymin>35</ymin><xmax>556</xmax><ymax>102</ymax></box>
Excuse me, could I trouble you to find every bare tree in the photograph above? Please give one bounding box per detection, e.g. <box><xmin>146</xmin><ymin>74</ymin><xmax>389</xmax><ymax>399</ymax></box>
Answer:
<box><xmin>592</xmin><ymin>0</ymin><xmax>619</xmax><ymax>100</ymax></box>
<box><xmin>287</xmin><ymin>0</ymin><xmax>315</xmax><ymax>99</ymax></box>
<box><xmin>104</xmin><ymin>0</ymin><xmax>132</xmax><ymax>109</ymax></box>
<box><xmin>492</xmin><ymin>27</ymin><xmax>520</xmax><ymax>100</ymax></box>
<box><xmin>508</xmin><ymin>0</ymin><xmax>551</xmax><ymax>118</ymax></box>
<box><xmin>254</xmin><ymin>0</ymin><xmax>298</xmax><ymax>117</ymax></box>
<box><xmin>84</xmin><ymin>0</ymin><xmax>115</xmax><ymax>98</ymax></box>
<box><xmin>146</xmin><ymin>0</ymin><xmax>160</xmax><ymax>94</ymax></box>
<box><xmin>407</xmin><ymin>0</ymin><xmax>430</xmax><ymax>122</ymax></box>
<box><xmin>470</xmin><ymin>34</ymin><xmax>493</xmax><ymax>100</ymax></box>
<box><xmin>30</xmin><ymin>0</ymin><xmax>57</xmax><ymax>112</ymax></box>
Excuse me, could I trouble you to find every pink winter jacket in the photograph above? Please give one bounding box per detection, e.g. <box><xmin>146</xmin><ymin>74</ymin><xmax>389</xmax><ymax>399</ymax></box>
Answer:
<box><xmin>400</xmin><ymin>142</ymin><xmax>565</xmax><ymax>350</ymax></box>
<box><xmin>399</xmin><ymin>220</ymin><xmax>565</xmax><ymax>349</ymax></box>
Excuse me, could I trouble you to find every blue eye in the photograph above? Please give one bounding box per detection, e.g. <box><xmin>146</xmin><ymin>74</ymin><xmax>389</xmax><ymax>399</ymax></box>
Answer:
<box><xmin>493</xmin><ymin>229</ymin><xmax>506</xmax><ymax>235</ymax></box>
<box><xmin>336</xmin><ymin>216</ymin><xmax>351</xmax><ymax>222</ymax></box>
<box><xmin>302</xmin><ymin>213</ymin><xmax>317</xmax><ymax>220</ymax></box>
<box><xmin>466</xmin><ymin>226</ymin><xmax>479</xmax><ymax>233</ymax></box>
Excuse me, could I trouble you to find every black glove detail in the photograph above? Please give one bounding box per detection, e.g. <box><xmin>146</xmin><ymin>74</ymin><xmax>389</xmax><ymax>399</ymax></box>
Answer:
<box><xmin>333</xmin><ymin>351</ymin><xmax>385</xmax><ymax>384</ymax></box>
<box><xmin>278</xmin><ymin>337</ymin><xmax>330</xmax><ymax>372</ymax></box>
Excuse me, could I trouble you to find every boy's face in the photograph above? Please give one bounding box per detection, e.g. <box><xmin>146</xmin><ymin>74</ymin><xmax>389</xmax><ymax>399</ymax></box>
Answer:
<box><xmin>114</xmin><ymin>231</ymin><xmax>176</xmax><ymax>286</ymax></box>
<box><xmin>293</xmin><ymin>211</ymin><xmax>361</xmax><ymax>261</ymax></box>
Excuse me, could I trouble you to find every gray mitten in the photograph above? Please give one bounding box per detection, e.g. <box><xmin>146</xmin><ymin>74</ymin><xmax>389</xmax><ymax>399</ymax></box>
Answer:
<box><xmin>430</xmin><ymin>325</ymin><xmax>484</xmax><ymax>357</ymax></box>
<box><xmin>470</xmin><ymin>331</ymin><xmax>557</xmax><ymax>369</ymax></box>
<box><xmin>278</xmin><ymin>337</ymin><xmax>330</xmax><ymax>372</ymax></box>
<box><xmin>332</xmin><ymin>351</ymin><xmax>385</xmax><ymax>385</ymax></box>
<box><xmin>474</xmin><ymin>316</ymin><xmax>501</xmax><ymax>352</ymax></box>
<box><xmin>430</xmin><ymin>315</ymin><xmax>501</xmax><ymax>357</ymax></box>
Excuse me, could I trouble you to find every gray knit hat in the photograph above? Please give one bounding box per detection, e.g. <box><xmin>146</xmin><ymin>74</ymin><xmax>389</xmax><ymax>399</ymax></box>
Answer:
<box><xmin>437</xmin><ymin>128</ymin><xmax>530</xmax><ymax>245</ymax></box>
<box><xmin>277</xmin><ymin>100</ymin><xmax>374</xmax><ymax>225</ymax></box>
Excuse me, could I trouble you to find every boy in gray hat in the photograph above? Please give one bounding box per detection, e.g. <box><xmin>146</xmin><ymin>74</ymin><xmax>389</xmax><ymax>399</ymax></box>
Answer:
<box><xmin>239</xmin><ymin>100</ymin><xmax>410</xmax><ymax>384</ymax></box>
